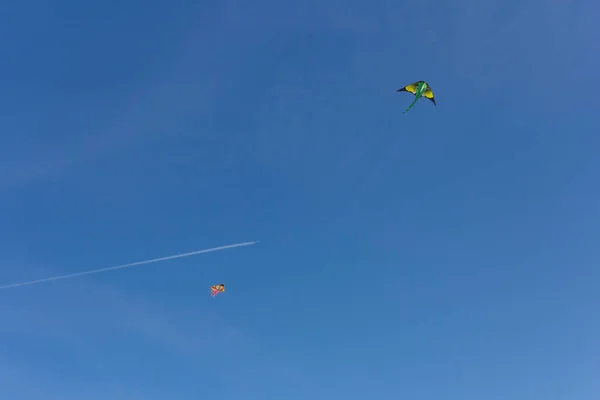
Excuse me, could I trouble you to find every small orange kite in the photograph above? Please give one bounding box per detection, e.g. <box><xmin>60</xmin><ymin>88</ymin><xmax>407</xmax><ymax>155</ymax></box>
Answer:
<box><xmin>210</xmin><ymin>283</ymin><xmax>225</xmax><ymax>297</ymax></box>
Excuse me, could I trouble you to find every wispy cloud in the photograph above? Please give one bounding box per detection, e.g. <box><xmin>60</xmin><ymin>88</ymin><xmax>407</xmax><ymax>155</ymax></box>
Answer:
<box><xmin>0</xmin><ymin>359</ymin><xmax>155</xmax><ymax>400</ymax></box>
<box><xmin>0</xmin><ymin>261</ymin><xmax>250</xmax><ymax>398</ymax></box>
<box><xmin>0</xmin><ymin>5</ymin><xmax>258</xmax><ymax>191</ymax></box>
<box><xmin>0</xmin><ymin>241</ymin><xmax>257</xmax><ymax>290</ymax></box>
<box><xmin>1</xmin><ymin>277</ymin><xmax>213</xmax><ymax>352</ymax></box>
<box><xmin>0</xmin><ymin>35</ymin><xmax>202</xmax><ymax>190</ymax></box>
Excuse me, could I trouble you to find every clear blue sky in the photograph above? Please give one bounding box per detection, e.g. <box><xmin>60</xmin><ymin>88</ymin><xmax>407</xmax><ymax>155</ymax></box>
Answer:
<box><xmin>1</xmin><ymin>0</ymin><xmax>599</xmax><ymax>399</ymax></box>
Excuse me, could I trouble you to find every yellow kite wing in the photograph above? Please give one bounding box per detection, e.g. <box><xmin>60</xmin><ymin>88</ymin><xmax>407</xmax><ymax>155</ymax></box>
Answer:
<box><xmin>398</xmin><ymin>82</ymin><xmax>419</xmax><ymax>94</ymax></box>
<box><xmin>422</xmin><ymin>88</ymin><xmax>436</xmax><ymax>105</ymax></box>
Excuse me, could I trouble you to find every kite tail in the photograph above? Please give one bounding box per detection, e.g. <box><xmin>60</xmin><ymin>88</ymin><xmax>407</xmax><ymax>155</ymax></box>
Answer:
<box><xmin>402</xmin><ymin>96</ymin><xmax>420</xmax><ymax>114</ymax></box>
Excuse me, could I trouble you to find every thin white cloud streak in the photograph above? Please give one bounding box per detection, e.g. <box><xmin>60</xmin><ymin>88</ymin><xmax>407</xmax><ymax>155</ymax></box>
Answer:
<box><xmin>0</xmin><ymin>241</ymin><xmax>257</xmax><ymax>290</ymax></box>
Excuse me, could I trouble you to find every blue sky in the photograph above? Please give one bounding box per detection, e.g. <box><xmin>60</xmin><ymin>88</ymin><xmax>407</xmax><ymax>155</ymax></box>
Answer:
<box><xmin>1</xmin><ymin>0</ymin><xmax>599</xmax><ymax>399</ymax></box>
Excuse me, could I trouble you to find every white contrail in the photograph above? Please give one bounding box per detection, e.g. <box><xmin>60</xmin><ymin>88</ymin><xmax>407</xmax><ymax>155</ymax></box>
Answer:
<box><xmin>0</xmin><ymin>241</ymin><xmax>258</xmax><ymax>290</ymax></box>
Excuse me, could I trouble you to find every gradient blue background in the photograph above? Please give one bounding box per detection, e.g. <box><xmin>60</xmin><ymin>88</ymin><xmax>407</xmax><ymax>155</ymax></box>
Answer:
<box><xmin>1</xmin><ymin>0</ymin><xmax>599</xmax><ymax>399</ymax></box>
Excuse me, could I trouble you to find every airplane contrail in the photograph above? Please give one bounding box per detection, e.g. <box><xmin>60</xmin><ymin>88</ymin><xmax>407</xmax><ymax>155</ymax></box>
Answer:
<box><xmin>0</xmin><ymin>241</ymin><xmax>258</xmax><ymax>290</ymax></box>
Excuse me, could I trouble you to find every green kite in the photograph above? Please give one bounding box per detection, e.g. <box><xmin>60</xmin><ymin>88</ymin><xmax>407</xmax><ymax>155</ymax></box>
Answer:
<box><xmin>396</xmin><ymin>80</ymin><xmax>436</xmax><ymax>114</ymax></box>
